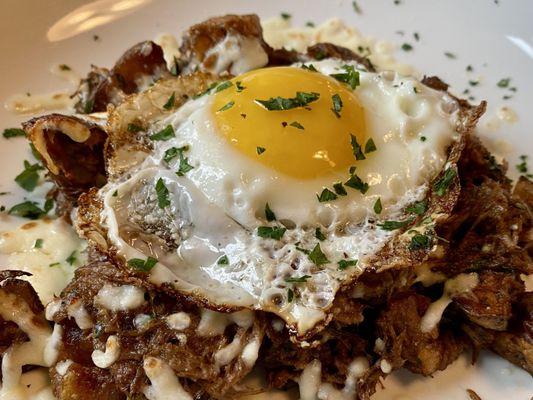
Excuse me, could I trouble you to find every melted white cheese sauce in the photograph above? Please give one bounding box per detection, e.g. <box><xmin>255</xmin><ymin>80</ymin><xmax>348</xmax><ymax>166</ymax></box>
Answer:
<box><xmin>155</xmin><ymin>33</ymin><xmax>182</xmax><ymax>71</ymax></box>
<box><xmin>143</xmin><ymin>357</ymin><xmax>192</xmax><ymax>400</ymax></box>
<box><xmin>214</xmin><ymin>336</ymin><xmax>242</xmax><ymax>368</ymax></box>
<box><xmin>4</xmin><ymin>92</ymin><xmax>75</xmax><ymax>115</ymax></box>
<box><xmin>299</xmin><ymin>357</ymin><xmax>369</xmax><ymax>400</ymax></box>
<box><xmin>94</xmin><ymin>284</ymin><xmax>146</xmax><ymax>311</ymax></box>
<box><xmin>91</xmin><ymin>335</ymin><xmax>120</xmax><ymax>369</ymax></box>
<box><xmin>241</xmin><ymin>337</ymin><xmax>261</xmax><ymax>367</ymax></box>
<box><xmin>184</xmin><ymin>33</ymin><xmax>269</xmax><ymax>76</ymax></box>
<box><xmin>55</xmin><ymin>359</ymin><xmax>73</xmax><ymax>376</ymax></box>
<box><xmin>420</xmin><ymin>273</ymin><xmax>479</xmax><ymax>332</ymax></box>
<box><xmin>165</xmin><ymin>312</ymin><xmax>191</xmax><ymax>330</ymax></box>
<box><xmin>196</xmin><ymin>309</ymin><xmax>254</xmax><ymax>337</ymax></box>
<box><xmin>0</xmin><ymin>217</ymin><xmax>86</xmax><ymax>305</ymax></box>
<box><xmin>0</xmin><ymin>290</ymin><xmax>59</xmax><ymax>399</ymax></box>
<box><xmin>66</xmin><ymin>300</ymin><xmax>93</xmax><ymax>329</ymax></box>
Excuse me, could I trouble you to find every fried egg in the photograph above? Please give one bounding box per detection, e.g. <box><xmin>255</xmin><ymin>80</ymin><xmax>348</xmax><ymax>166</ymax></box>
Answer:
<box><xmin>100</xmin><ymin>59</ymin><xmax>460</xmax><ymax>334</ymax></box>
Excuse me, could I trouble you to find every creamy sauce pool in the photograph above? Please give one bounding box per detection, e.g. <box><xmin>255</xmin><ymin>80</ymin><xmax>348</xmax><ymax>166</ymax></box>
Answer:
<box><xmin>0</xmin><ymin>217</ymin><xmax>86</xmax><ymax>305</ymax></box>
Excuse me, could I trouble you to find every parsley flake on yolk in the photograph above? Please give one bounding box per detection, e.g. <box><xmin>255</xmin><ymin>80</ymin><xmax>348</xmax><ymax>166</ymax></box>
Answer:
<box><xmin>212</xmin><ymin>67</ymin><xmax>366</xmax><ymax>179</ymax></box>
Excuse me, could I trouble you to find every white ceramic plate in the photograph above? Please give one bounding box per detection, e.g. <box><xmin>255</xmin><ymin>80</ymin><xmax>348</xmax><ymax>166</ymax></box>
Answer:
<box><xmin>0</xmin><ymin>1</ymin><xmax>531</xmax><ymax>399</ymax></box>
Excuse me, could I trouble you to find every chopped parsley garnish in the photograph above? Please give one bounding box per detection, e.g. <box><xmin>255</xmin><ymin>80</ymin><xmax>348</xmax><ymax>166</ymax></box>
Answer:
<box><xmin>301</xmin><ymin>64</ymin><xmax>318</xmax><ymax>72</ymax></box>
<box><xmin>409</xmin><ymin>234</ymin><xmax>432</xmax><ymax>251</ymax></box>
<box><xmin>330</xmin><ymin>65</ymin><xmax>360</xmax><ymax>90</ymax></box>
<box><xmin>256</xmin><ymin>146</ymin><xmax>266</xmax><ymax>155</ymax></box>
<box><xmin>406</xmin><ymin>199</ymin><xmax>428</xmax><ymax>215</ymax></box>
<box><xmin>93</xmin><ymin>34</ymin><xmax>100</xmax><ymax>41</ymax></box>
<box><xmin>265</xmin><ymin>203</ymin><xmax>276</xmax><ymax>221</ymax></box>
<box><xmin>163</xmin><ymin>92</ymin><xmax>175</xmax><ymax>110</ymax></box>
<box><xmin>308</xmin><ymin>243</ymin><xmax>329</xmax><ymax>266</ymax></box>
<box><xmin>338</xmin><ymin>259</ymin><xmax>358</xmax><ymax>270</ymax></box>
<box><xmin>317</xmin><ymin>188</ymin><xmax>338</xmax><ymax>202</ymax></box>
<box><xmin>155</xmin><ymin>178</ymin><xmax>170</xmax><ymax>208</ymax></box>
<box><xmin>15</xmin><ymin>161</ymin><xmax>42</xmax><ymax>192</ymax></box>
<box><xmin>289</xmin><ymin>121</ymin><xmax>304</xmax><ymax>130</ymax></box>
<box><xmin>236</xmin><ymin>81</ymin><xmax>245</xmax><ymax>92</ymax></box>
<box><xmin>215</xmin><ymin>81</ymin><xmax>233</xmax><ymax>93</ymax></box>
<box><xmin>288</xmin><ymin>288</ymin><xmax>294</xmax><ymax>302</ymax></box>
<box><xmin>413</xmin><ymin>32</ymin><xmax>420</xmax><ymax>41</ymax></box>
<box><xmin>444</xmin><ymin>52</ymin><xmax>456</xmax><ymax>59</ymax></box>
<box><xmin>420</xmin><ymin>136</ymin><xmax>427</xmax><ymax>142</ymax></box>
<box><xmin>128</xmin><ymin>257</ymin><xmax>158</xmax><ymax>272</ymax></box>
<box><xmin>83</xmin><ymin>99</ymin><xmax>94</xmax><ymax>114</ymax></box>
<box><xmin>112</xmin><ymin>190</ymin><xmax>118</xmax><ymax>197</ymax></box>
<box><xmin>49</xmin><ymin>262</ymin><xmax>60</xmax><ymax>268</ymax></box>
<box><xmin>516</xmin><ymin>155</ymin><xmax>533</xmax><ymax>178</ymax></box>
<box><xmin>312</xmin><ymin>49</ymin><xmax>327</xmax><ymax>60</ymax></box>
<box><xmin>357</xmin><ymin>46</ymin><xmax>371</xmax><ymax>57</ymax></box>
<box><xmin>306</xmin><ymin>21</ymin><xmax>315</xmax><ymax>27</ymax></box>
<box><xmin>176</xmin><ymin>151</ymin><xmax>193</xmax><ymax>176</ymax></box>
<box><xmin>466</xmin><ymin>65</ymin><xmax>473</xmax><ymax>72</ymax></box>
<box><xmin>170</xmin><ymin>57</ymin><xmax>179</xmax><ymax>76</ymax></box>
<box><xmin>345</xmin><ymin>174</ymin><xmax>369</xmax><ymax>194</ymax></box>
<box><xmin>150</xmin><ymin>125</ymin><xmax>175</xmax><ymax>141</ymax></box>
<box><xmin>218</xmin><ymin>101</ymin><xmax>235</xmax><ymax>112</ymax></box>
<box><xmin>364</xmin><ymin>138</ymin><xmax>377</xmax><ymax>153</ymax></box>
<box><xmin>66</xmin><ymin>251</ymin><xmax>77</xmax><ymax>266</ymax></box>
<box><xmin>377</xmin><ymin>216</ymin><xmax>415</xmax><ymax>231</ymax></box>
<box><xmin>350</xmin><ymin>134</ymin><xmax>365</xmax><ymax>161</ymax></box>
<box><xmin>3</xmin><ymin>128</ymin><xmax>26</xmax><ymax>138</ymax></box>
<box><xmin>285</xmin><ymin>275</ymin><xmax>311</xmax><ymax>283</ymax></box>
<box><xmin>9</xmin><ymin>199</ymin><xmax>52</xmax><ymax>220</ymax></box>
<box><xmin>331</xmin><ymin>94</ymin><xmax>343</xmax><ymax>118</ymax></box>
<box><xmin>217</xmin><ymin>255</ymin><xmax>229</xmax><ymax>265</ymax></box>
<box><xmin>34</xmin><ymin>239</ymin><xmax>43</xmax><ymax>249</ymax></box>
<box><xmin>296</xmin><ymin>246</ymin><xmax>310</xmax><ymax>255</ymax></box>
<box><xmin>401</xmin><ymin>43</ymin><xmax>413</xmax><ymax>51</ymax></box>
<box><xmin>164</xmin><ymin>146</ymin><xmax>193</xmax><ymax>176</ymax></box>
<box><xmin>469</xmin><ymin>80</ymin><xmax>479</xmax><ymax>87</ymax></box>
<box><xmin>281</xmin><ymin>12</ymin><xmax>291</xmax><ymax>20</ymax></box>
<box><xmin>315</xmin><ymin>227</ymin><xmax>326</xmax><ymax>241</ymax></box>
<box><xmin>497</xmin><ymin>78</ymin><xmax>510</xmax><ymax>88</ymax></box>
<box><xmin>256</xmin><ymin>91</ymin><xmax>320</xmax><ymax>111</ymax></box>
<box><xmin>333</xmin><ymin>182</ymin><xmax>347</xmax><ymax>196</ymax></box>
<box><xmin>349</xmin><ymin>166</ymin><xmax>356</xmax><ymax>174</ymax></box>
<box><xmin>352</xmin><ymin>0</ymin><xmax>362</xmax><ymax>14</ymax></box>
<box><xmin>257</xmin><ymin>226</ymin><xmax>287</xmax><ymax>240</ymax></box>
<box><xmin>163</xmin><ymin>147</ymin><xmax>179</xmax><ymax>163</ymax></box>
<box><xmin>127</xmin><ymin>123</ymin><xmax>143</xmax><ymax>133</ymax></box>
<box><xmin>373</xmin><ymin>198</ymin><xmax>382</xmax><ymax>214</ymax></box>
<box><xmin>59</xmin><ymin>64</ymin><xmax>71</xmax><ymax>71</ymax></box>
<box><xmin>433</xmin><ymin>167</ymin><xmax>457</xmax><ymax>196</ymax></box>
<box><xmin>193</xmin><ymin>82</ymin><xmax>218</xmax><ymax>99</ymax></box>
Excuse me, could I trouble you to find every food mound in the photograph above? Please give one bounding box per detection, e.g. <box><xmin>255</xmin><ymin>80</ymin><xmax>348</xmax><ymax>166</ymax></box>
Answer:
<box><xmin>0</xmin><ymin>14</ymin><xmax>531</xmax><ymax>400</ymax></box>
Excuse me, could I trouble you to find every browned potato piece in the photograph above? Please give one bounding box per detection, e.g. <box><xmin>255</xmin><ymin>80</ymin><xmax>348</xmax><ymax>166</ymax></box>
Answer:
<box><xmin>23</xmin><ymin>114</ymin><xmax>107</xmax><ymax>212</ymax></box>
<box><xmin>75</xmin><ymin>41</ymin><xmax>168</xmax><ymax>113</ymax></box>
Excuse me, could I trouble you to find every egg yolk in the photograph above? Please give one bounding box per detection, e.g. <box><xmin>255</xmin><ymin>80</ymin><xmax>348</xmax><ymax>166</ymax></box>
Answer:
<box><xmin>211</xmin><ymin>67</ymin><xmax>366</xmax><ymax>179</ymax></box>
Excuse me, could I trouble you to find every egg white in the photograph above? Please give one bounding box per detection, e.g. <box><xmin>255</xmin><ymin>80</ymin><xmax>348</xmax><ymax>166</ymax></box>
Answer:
<box><xmin>99</xmin><ymin>59</ymin><xmax>460</xmax><ymax>334</ymax></box>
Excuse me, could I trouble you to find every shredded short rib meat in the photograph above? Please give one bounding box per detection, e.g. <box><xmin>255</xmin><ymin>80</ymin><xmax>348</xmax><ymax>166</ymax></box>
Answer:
<box><xmin>48</xmin><ymin>253</ymin><xmax>264</xmax><ymax>399</ymax></box>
